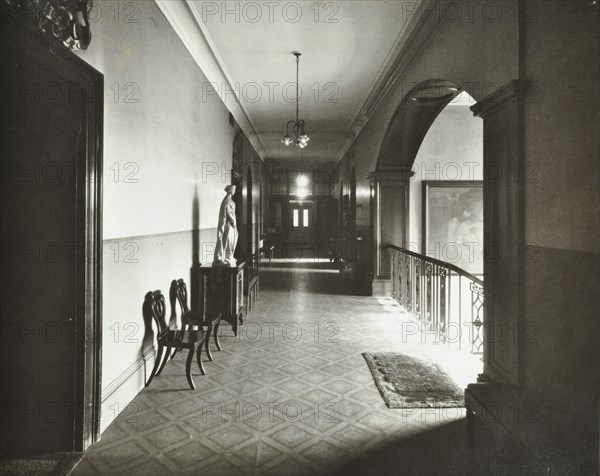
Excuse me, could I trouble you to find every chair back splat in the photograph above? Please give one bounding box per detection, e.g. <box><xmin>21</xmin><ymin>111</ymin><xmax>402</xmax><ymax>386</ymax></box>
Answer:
<box><xmin>168</xmin><ymin>280</ymin><xmax>179</xmax><ymax>329</ymax></box>
<box><xmin>144</xmin><ymin>290</ymin><xmax>168</xmax><ymax>337</ymax></box>
<box><xmin>175</xmin><ymin>278</ymin><xmax>191</xmax><ymax>315</ymax></box>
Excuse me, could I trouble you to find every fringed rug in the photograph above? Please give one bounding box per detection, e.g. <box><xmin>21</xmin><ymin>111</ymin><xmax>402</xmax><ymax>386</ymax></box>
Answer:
<box><xmin>363</xmin><ymin>352</ymin><xmax>464</xmax><ymax>408</ymax></box>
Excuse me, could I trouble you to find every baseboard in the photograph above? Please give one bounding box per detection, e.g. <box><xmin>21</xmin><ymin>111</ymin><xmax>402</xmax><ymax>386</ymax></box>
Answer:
<box><xmin>372</xmin><ymin>278</ymin><xmax>391</xmax><ymax>297</ymax></box>
<box><xmin>99</xmin><ymin>346</ymin><xmax>155</xmax><ymax>434</ymax></box>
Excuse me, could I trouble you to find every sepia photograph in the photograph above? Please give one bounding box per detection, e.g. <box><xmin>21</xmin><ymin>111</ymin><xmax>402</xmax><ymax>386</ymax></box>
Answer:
<box><xmin>0</xmin><ymin>0</ymin><xmax>598</xmax><ymax>475</ymax></box>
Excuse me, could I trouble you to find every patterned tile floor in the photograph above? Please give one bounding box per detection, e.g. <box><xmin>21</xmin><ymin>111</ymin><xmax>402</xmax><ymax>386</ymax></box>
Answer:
<box><xmin>71</xmin><ymin>264</ymin><xmax>535</xmax><ymax>476</ymax></box>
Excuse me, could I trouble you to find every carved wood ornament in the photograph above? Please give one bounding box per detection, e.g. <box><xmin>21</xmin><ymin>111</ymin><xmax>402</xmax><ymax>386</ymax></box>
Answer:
<box><xmin>3</xmin><ymin>0</ymin><xmax>93</xmax><ymax>49</ymax></box>
<box><xmin>232</xmin><ymin>129</ymin><xmax>243</xmax><ymax>184</ymax></box>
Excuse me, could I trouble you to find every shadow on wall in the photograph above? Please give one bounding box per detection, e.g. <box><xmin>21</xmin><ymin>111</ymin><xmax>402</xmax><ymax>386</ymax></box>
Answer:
<box><xmin>139</xmin><ymin>184</ymin><xmax>203</xmax><ymax>386</ymax></box>
<box><xmin>192</xmin><ymin>184</ymin><xmax>200</xmax><ymax>266</ymax></box>
<box><xmin>140</xmin><ymin>294</ymin><xmax>155</xmax><ymax>386</ymax></box>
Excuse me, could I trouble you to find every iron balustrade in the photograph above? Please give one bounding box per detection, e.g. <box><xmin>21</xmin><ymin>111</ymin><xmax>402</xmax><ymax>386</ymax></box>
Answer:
<box><xmin>389</xmin><ymin>245</ymin><xmax>484</xmax><ymax>354</ymax></box>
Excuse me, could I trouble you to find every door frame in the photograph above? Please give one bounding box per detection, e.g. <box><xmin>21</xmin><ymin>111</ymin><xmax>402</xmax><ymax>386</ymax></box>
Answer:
<box><xmin>2</xmin><ymin>9</ymin><xmax>103</xmax><ymax>450</ymax></box>
<box><xmin>288</xmin><ymin>199</ymin><xmax>316</xmax><ymax>242</ymax></box>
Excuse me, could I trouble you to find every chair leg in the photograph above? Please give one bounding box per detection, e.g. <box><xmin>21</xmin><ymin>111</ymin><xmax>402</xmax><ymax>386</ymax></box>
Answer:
<box><xmin>146</xmin><ymin>344</ymin><xmax>163</xmax><ymax>387</ymax></box>
<box><xmin>185</xmin><ymin>347</ymin><xmax>196</xmax><ymax>390</ymax></box>
<box><xmin>196</xmin><ymin>343</ymin><xmax>206</xmax><ymax>376</ymax></box>
<box><xmin>214</xmin><ymin>318</ymin><xmax>222</xmax><ymax>351</ymax></box>
<box><xmin>205</xmin><ymin>321</ymin><xmax>214</xmax><ymax>362</ymax></box>
<box><xmin>156</xmin><ymin>346</ymin><xmax>171</xmax><ymax>376</ymax></box>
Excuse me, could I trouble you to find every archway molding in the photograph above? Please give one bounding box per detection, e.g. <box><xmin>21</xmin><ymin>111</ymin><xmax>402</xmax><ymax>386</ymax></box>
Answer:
<box><xmin>369</xmin><ymin>79</ymin><xmax>466</xmax><ymax>295</ymax></box>
<box><xmin>376</xmin><ymin>79</ymin><xmax>462</xmax><ymax>172</ymax></box>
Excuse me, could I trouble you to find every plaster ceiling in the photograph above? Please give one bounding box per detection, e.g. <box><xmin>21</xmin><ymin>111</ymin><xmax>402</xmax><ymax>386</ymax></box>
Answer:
<box><xmin>184</xmin><ymin>0</ymin><xmax>423</xmax><ymax>164</ymax></box>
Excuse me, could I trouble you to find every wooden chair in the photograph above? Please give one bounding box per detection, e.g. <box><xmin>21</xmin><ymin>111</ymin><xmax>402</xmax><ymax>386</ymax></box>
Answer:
<box><xmin>244</xmin><ymin>252</ymin><xmax>259</xmax><ymax>314</ymax></box>
<box><xmin>260</xmin><ymin>243</ymin><xmax>275</xmax><ymax>267</ymax></box>
<box><xmin>170</xmin><ymin>279</ymin><xmax>222</xmax><ymax>363</ymax></box>
<box><xmin>143</xmin><ymin>290</ymin><xmax>206</xmax><ymax>390</ymax></box>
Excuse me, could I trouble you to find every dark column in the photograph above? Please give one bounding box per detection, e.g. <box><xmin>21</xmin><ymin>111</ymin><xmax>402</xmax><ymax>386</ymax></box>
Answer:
<box><xmin>368</xmin><ymin>169</ymin><xmax>413</xmax><ymax>296</ymax></box>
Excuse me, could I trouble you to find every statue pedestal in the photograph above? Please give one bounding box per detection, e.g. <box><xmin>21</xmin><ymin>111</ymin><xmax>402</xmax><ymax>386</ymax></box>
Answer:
<box><xmin>190</xmin><ymin>262</ymin><xmax>245</xmax><ymax>336</ymax></box>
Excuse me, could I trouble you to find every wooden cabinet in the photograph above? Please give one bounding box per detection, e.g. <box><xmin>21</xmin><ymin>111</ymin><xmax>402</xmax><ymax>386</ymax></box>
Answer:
<box><xmin>190</xmin><ymin>263</ymin><xmax>245</xmax><ymax>335</ymax></box>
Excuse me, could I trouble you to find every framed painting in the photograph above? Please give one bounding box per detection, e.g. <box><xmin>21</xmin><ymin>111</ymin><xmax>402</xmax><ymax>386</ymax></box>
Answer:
<box><xmin>422</xmin><ymin>181</ymin><xmax>484</xmax><ymax>275</ymax></box>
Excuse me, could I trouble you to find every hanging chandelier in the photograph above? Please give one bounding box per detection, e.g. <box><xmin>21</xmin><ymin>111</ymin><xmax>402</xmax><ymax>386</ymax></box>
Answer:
<box><xmin>281</xmin><ymin>52</ymin><xmax>310</xmax><ymax>149</ymax></box>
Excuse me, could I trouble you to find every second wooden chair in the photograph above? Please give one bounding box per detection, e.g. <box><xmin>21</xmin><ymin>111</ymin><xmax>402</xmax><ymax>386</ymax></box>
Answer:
<box><xmin>169</xmin><ymin>278</ymin><xmax>222</xmax><ymax>364</ymax></box>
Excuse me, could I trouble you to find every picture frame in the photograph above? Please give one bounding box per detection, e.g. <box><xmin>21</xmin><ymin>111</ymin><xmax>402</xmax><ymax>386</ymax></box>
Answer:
<box><xmin>422</xmin><ymin>181</ymin><xmax>484</xmax><ymax>275</ymax></box>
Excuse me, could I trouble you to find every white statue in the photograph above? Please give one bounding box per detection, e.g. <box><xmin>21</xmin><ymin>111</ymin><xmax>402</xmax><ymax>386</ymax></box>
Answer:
<box><xmin>213</xmin><ymin>185</ymin><xmax>238</xmax><ymax>267</ymax></box>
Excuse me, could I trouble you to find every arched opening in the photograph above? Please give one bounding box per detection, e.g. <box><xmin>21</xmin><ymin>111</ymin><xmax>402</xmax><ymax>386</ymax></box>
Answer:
<box><xmin>338</xmin><ymin>180</ymin><xmax>344</xmax><ymax>237</ymax></box>
<box><xmin>347</xmin><ymin>167</ymin><xmax>357</xmax><ymax>264</ymax></box>
<box><xmin>371</xmin><ymin>79</ymin><xmax>484</xmax><ymax>379</ymax></box>
<box><xmin>370</xmin><ymin>80</ymin><xmax>463</xmax><ymax>282</ymax></box>
<box><xmin>232</xmin><ymin>130</ymin><xmax>243</xmax><ymax>262</ymax></box>
<box><xmin>409</xmin><ymin>90</ymin><xmax>483</xmax><ymax>276</ymax></box>
<box><xmin>350</xmin><ymin>168</ymin><xmax>357</xmax><ymax>225</ymax></box>
<box><xmin>246</xmin><ymin>165</ymin><xmax>253</xmax><ymax>257</ymax></box>
<box><xmin>233</xmin><ymin>184</ymin><xmax>243</xmax><ymax>262</ymax></box>
<box><xmin>259</xmin><ymin>167</ymin><xmax>264</xmax><ymax>244</ymax></box>
<box><xmin>376</xmin><ymin>79</ymin><xmax>463</xmax><ymax>171</ymax></box>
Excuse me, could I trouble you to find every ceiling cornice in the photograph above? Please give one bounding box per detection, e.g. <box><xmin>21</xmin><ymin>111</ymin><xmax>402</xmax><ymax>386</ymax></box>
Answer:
<box><xmin>155</xmin><ymin>0</ymin><xmax>440</xmax><ymax>166</ymax></box>
<box><xmin>154</xmin><ymin>0</ymin><xmax>268</xmax><ymax>160</ymax></box>
<box><xmin>332</xmin><ymin>0</ymin><xmax>440</xmax><ymax>164</ymax></box>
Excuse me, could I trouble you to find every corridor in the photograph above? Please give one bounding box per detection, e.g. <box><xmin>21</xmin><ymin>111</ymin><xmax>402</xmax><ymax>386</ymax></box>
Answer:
<box><xmin>70</xmin><ymin>265</ymin><xmax>528</xmax><ymax>476</ymax></box>
<box><xmin>1</xmin><ymin>0</ymin><xmax>597</xmax><ymax>471</ymax></box>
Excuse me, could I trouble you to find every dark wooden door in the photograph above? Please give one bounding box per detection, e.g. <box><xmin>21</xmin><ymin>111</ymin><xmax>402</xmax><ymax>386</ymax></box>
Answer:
<box><xmin>288</xmin><ymin>200</ymin><xmax>316</xmax><ymax>247</ymax></box>
<box><xmin>0</xmin><ymin>11</ymin><xmax>102</xmax><ymax>455</ymax></box>
<box><xmin>315</xmin><ymin>198</ymin><xmax>338</xmax><ymax>258</ymax></box>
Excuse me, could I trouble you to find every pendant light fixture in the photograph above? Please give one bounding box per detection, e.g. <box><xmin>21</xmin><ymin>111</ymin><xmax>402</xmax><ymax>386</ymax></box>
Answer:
<box><xmin>281</xmin><ymin>52</ymin><xmax>310</xmax><ymax>149</ymax></box>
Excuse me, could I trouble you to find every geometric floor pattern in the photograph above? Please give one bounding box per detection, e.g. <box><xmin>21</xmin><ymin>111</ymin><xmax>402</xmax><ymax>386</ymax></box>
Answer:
<box><xmin>70</xmin><ymin>263</ymin><xmax>535</xmax><ymax>476</ymax></box>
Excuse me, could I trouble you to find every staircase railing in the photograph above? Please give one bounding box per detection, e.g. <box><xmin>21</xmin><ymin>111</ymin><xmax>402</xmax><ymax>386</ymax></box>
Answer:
<box><xmin>389</xmin><ymin>245</ymin><xmax>484</xmax><ymax>354</ymax></box>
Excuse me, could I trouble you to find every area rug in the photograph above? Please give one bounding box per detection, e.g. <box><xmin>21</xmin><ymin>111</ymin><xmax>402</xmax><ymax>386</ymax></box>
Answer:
<box><xmin>0</xmin><ymin>452</ymin><xmax>82</xmax><ymax>476</ymax></box>
<box><xmin>363</xmin><ymin>352</ymin><xmax>464</xmax><ymax>408</ymax></box>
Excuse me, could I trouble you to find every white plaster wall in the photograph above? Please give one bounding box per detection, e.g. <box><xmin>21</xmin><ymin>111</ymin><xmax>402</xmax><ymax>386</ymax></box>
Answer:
<box><xmin>408</xmin><ymin>105</ymin><xmax>483</xmax><ymax>252</ymax></box>
<box><xmin>75</xmin><ymin>1</ymin><xmax>233</xmax><ymax>238</ymax></box>
<box><xmin>73</xmin><ymin>0</ymin><xmax>236</xmax><ymax>432</ymax></box>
